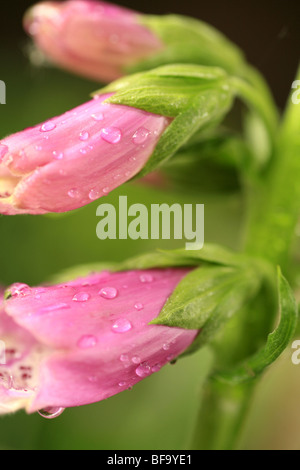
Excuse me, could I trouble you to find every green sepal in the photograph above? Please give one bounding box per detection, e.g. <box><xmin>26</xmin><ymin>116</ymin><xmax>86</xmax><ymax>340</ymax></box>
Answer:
<box><xmin>95</xmin><ymin>64</ymin><xmax>234</xmax><ymax>176</ymax></box>
<box><xmin>212</xmin><ymin>268</ymin><xmax>298</xmax><ymax>385</ymax></box>
<box><xmin>129</xmin><ymin>14</ymin><xmax>245</xmax><ymax>76</ymax></box>
<box><xmin>151</xmin><ymin>263</ymin><xmax>261</xmax><ymax>338</ymax></box>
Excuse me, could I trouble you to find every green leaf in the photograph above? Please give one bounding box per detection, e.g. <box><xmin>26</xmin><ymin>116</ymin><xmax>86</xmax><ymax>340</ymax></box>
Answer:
<box><xmin>213</xmin><ymin>268</ymin><xmax>298</xmax><ymax>385</ymax></box>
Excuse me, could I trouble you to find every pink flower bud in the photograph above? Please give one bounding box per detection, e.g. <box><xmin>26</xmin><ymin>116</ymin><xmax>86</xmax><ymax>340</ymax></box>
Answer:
<box><xmin>0</xmin><ymin>268</ymin><xmax>197</xmax><ymax>414</ymax></box>
<box><xmin>24</xmin><ymin>0</ymin><xmax>163</xmax><ymax>82</ymax></box>
<box><xmin>0</xmin><ymin>94</ymin><xmax>171</xmax><ymax>214</ymax></box>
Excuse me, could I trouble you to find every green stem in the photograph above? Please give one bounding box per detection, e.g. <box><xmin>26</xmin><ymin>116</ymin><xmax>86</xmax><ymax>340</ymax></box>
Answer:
<box><xmin>191</xmin><ymin>379</ymin><xmax>254</xmax><ymax>450</ymax></box>
<box><xmin>192</xmin><ymin>67</ymin><xmax>299</xmax><ymax>450</ymax></box>
<box><xmin>229</xmin><ymin>75</ymin><xmax>279</xmax><ymax>149</ymax></box>
<box><xmin>244</xmin><ymin>65</ymin><xmax>300</xmax><ymax>269</ymax></box>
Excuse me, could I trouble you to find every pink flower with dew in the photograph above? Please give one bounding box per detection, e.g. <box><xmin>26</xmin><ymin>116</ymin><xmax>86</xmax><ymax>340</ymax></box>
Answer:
<box><xmin>0</xmin><ymin>268</ymin><xmax>197</xmax><ymax>415</ymax></box>
<box><xmin>0</xmin><ymin>94</ymin><xmax>171</xmax><ymax>215</ymax></box>
<box><xmin>24</xmin><ymin>0</ymin><xmax>163</xmax><ymax>82</ymax></box>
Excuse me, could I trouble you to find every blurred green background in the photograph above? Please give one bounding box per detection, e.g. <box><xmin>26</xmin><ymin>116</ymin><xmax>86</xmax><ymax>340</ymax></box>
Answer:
<box><xmin>0</xmin><ymin>0</ymin><xmax>300</xmax><ymax>450</ymax></box>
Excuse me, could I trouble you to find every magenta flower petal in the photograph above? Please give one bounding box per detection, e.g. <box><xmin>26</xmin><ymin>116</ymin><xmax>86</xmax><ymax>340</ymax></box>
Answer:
<box><xmin>1</xmin><ymin>268</ymin><xmax>198</xmax><ymax>413</ymax></box>
<box><xmin>0</xmin><ymin>94</ymin><xmax>171</xmax><ymax>214</ymax></box>
<box><xmin>0</xmin><ymin>289</ymin><xmax>50</xmax><ymax>414</ymax></box>
<box><xmin>24</xmin><ymin>0</ymin><xmax>163</xmax><ymax>82</ymax></box>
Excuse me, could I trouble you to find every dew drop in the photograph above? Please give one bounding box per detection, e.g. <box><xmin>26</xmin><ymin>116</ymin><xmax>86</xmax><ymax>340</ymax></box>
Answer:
<box><xmin>77</xmin><ymin>334</ymin><xmax>97</xmax><ymax>349</ymax></box>
<box><xmin>134</xmin><ymin>303</ymin><xmax>144</xmax><ymax>311</ymax></box>
<box><xmin>52</xmin><ymin>150</ymin><xmax>64</xmax><ymax>160</ymax></box>
<box><xmin>10</xmin><ymin>283</ymin><xmax>31</xmax><ymax>297</ymax></box>
<box><xmin>88</xmin><ymin>375</ymin><xmax>98</xmax><ymax>383</ymax></box>
<box><xmin>139</xmin><ymin>274</ymin><xmax>153</xmax><ymax>283</ymax></box>
<box><xmin>112</xmin><ymin>318</ymin><xmax>132</xmax><ymax>333</ymax></box>
<box><xmin>163</xmin><ymin>343</ymin><xmax>170</xmax><ymax>351</ymax></box>
<box><xmin>89</xmin><ymin>189</ymin><xmax>100</xmax><ymax>200</ymax></box>
<box><xmin>118</xmin><ymin>381</ymin><xmax>126</xmax><ymax>387</ymax></box>
<box><xmin>68</xmin><ymin>188</ymin><xmax>80</xmax><ymax>198</ymax></box>
<box><xmin>40</xmin><ymin>121</ymin><xmax>56</xmax><ymax>132</ymax></box>
<box><xmin>135</xmin><ymin>362</ymin><xmax>151</xmax><ymax>377</ymax></box>
<box><xmin>99</xmin><ymin>287</ymin><xmax>118</xmax><ymax>299</ymax></box>
<box><xmin>38</xmin><ymin>407</ymin><xmax>65</xmax><ymax>419</ymax></box>
<box><xmin>79</xmin><ymin>131</ymin><xmax>89</xmax><ymax>141</ymax></box>
<box><xmin>151</xmin><ymin>364</ymin><xmax>161</xmax><ymax>373</ymax></box>
<box><xmin>102</xmin><ymin>187</ymin><xmax>110</xmax><ymax>194</ymax></box>
<box><xmin>72</xmin><ymin>292</ymin><xmax>90</xmax><ymax>302</ymax></box>
<box><xmin>91</xmin><ymin>113</ymin><xmax>104</xmax><ymax>121</ymax></box>
<box><xmin>131</xmin><ymin>355</ymin><xmax>141</xmax><ymax>364</ymax></box>
<box><xmin>100</xmin><ymin>127</ymin><xmax>122</xmax><ymax>144</ymax></box>
<box><xmin>132</xmin><ymin>127</ymin><xmax>150</xmax><ymax>145</ymax></box>
<box><xmin>120</xmin><ymin>354</ymin><xmax>129</xmax><ymax>362</ymax></box>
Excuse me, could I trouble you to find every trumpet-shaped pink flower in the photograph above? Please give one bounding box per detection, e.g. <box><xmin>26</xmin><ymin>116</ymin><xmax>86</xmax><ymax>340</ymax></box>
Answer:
<box><xmin>0</xmin><ymin>268</ymin><xmax>197</xmax><ymax>415</ymax></box>
<box><xmin>0</xmin><ymin>94</ymin><xmax>171</xmax><ymax>215</ymax></box>
<box><xmin>24</xmin><ymin>0</ymin><xmax>163</xmax><ymax>82</ymax></box>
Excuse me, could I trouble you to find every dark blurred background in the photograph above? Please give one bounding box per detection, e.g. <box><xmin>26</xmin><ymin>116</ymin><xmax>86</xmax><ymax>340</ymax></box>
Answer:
<box><xmin>2</xmin><ymin>0</ymin><xmax>300</xmax><ymax>108</ymax></box>
<box><xmin>0</xmin><ymin>0</ymin><xmax>299</xmax><ymax>451</ymax></box>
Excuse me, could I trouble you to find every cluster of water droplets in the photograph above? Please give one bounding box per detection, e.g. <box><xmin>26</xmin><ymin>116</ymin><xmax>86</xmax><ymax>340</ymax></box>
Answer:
<box><xmin>2</xmin><ymin>272</ymin><xmax>175</xmax><ymax>419</ymax></box>
<box><xmin>33</xmin><ymin>108</ymin><xmax>152</xmax><ymax>204</ymax></box>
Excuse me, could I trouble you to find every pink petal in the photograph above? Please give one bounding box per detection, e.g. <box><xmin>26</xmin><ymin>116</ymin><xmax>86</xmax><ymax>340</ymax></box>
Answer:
<box><xmin>4</xmin><ymin>268</ymin><xmax>198</xmax><ymax>411</ymax></box>
<box><xmin>0</xmin><ymin>94</ymin><xmax>171</xmax><ymax>214</ymax></box>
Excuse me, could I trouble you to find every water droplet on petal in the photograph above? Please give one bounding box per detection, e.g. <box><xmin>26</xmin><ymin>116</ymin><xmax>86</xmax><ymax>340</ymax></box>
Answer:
<box><xmin>77</xmin><ymin>334</ymin><xmax>97</xmax><ymax>349</ymax></box>
<box><xmin>68</xmin><ymin>188</ymin><xmax>80</xmax><ymax>198</ymax></box>
<box><xmin>120</xmin><ymin>354</ymin><xmax>129</xmax><ymax>362</ymax></box>
<box><xmin>134</xmin><ymin>303</ymin><xmax>144</xmax><ymax>311</ymax></box>
<box><xmin>91</xmin><ymin>113</ymin><xmax>104</xmax><ymax>121</ymax></box>
<box><xmin>163</xmin><ymin>343</ymin><xmax>170</xmax><ymax>351</ymax></box>
<box><xmin>139</xmin><ymin>274</ymin><xmax>153</xmax><ymax>283</ymax></box>
<box><xmin>99</xmin><ymin>287</ymin><xmax>118</xmax><ymax>299</ymax></box>
<box><xmin>9</xmin><ymin>283</ymin><xmax>31</xmax><ymax>297</ymax></box>
<box><xmin>132</xmin><ymin>127</ymin><xmax>150</xmax><ymax>145</ymax></box>
<box><xmin>135</xmin><ymin>362</ymin><xmax>151</xmax><ymax>377</ymax></box>
<box><xmin>118</xmin><ymin>381</ymin><xmax>126</xmax><ymax>387</ymax></box>
<box><xmin>89</xmin><ymin>189</ymin><xmax>100</xmax><ymax>200</ymax></box>
<box><xmin>40</xmin><ymin>121</ymin><xmax>56</xmax><ymax>132</ymax></box>
<box><xmin>132</xmin><ymin>355</ymin><xmax>141</xmax><ymax>364</ymax></box>
<box><xmin>35</xmin><ymin>145</ymin><xmax>42</xmax><ymax>151</ymax></box>
<box><xmin>112</xmin><ymin>318</ymin><xmax>132</xmax><ymax>333</ymax></box>
<box><xmin>79</xmin><ymin>131</ymin><xmax>89</xmax><ymax>141</ymax></box>
<box><xmin>72</xmin><ymin>292</ymin><xmax>90</xmax><ymax>302</ymax></box>
<box><xmin>88</xmin><ymin>375</ymin><xmax>98</xmax><ymax>383</ymax></box>
<box><xmin>100</xmin><ymin>127</ymin><xmax>122</xmax><ymax>144</ymax></box>
<box><xmin>102</xmin><ymin>187</ymin><xmax>110</xmax><ymax>194</ymax></box>
<box><xmin>38</xmin><ymin>407</ymin><xmax>65</xmax><ymax>419</ymax></box>
<box><xmin>151</xmin><ymin>364</ymin><xmax>161</xmax><ymax>373</ymax></box>
<box><xmin>53</xmin><ymin>151</ymin><xmax>64</xmax><ymax>160</ymax></box>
